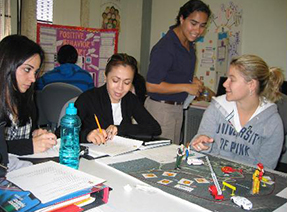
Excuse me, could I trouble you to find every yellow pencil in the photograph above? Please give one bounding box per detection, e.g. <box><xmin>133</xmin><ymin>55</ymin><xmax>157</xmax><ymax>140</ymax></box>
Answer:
<box><xmin>94</xmin><ymin>114</ymin><xmax>103</xmax><ymax>134</ymax></box>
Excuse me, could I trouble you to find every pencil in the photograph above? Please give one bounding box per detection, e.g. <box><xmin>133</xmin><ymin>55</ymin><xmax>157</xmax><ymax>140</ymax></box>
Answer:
<box><xmin>94</xmin><ymin>114</ymin><xmax>103</xmax><ymax>134</ymax></box>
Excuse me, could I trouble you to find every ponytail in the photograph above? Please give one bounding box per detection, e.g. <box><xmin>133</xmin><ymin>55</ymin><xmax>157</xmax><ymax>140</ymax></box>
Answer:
<box><xmin>262</xmin><ymin>67</ymin><xmax>284</xmax><ymax>102</ymax></box>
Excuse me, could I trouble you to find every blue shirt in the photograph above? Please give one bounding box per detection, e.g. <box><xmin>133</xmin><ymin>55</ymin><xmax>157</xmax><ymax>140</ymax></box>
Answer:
<box><xmin>35</xmin><ymin>63</ymin><xmax>94</xmax><ymax>92</ymax></box>
<box><xmin>146</xmin><ymin>25</ymin><xmax>196</xmax><ymax>102</ymax></box>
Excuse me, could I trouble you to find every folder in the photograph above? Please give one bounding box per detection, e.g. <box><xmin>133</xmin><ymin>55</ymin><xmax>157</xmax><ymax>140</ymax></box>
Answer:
<box><xmin>0</xmin><ymin>178</ymin><xmax>110</xmax><ymax>212</ymax></box>
<box><xmin>1</xmin><ymin>161</ymin><xmax>111</xmax><ymax>212</ymax></box>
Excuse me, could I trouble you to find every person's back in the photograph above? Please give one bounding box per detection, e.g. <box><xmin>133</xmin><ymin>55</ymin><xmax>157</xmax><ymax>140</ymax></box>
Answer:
<box><xmin>35</xmin><ymin>45</ymin><xmax>94</xmax><ymax>92</ymax></box>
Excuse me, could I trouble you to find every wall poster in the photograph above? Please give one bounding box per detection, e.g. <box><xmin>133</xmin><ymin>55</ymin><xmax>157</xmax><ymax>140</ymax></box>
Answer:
<box><xmin>101</xmin><ymin>0</ymin><xmax>121</xmax><ymax>31</ymax></box>
<box><xmin>196</xmin><ymin>1</ymin><xmax>243</xmax><ymax>92</ymax></box>
<box><xmin>37</xmin><ymin>23</ymin><xmax>119</xmax><ymax>87</ymax></box>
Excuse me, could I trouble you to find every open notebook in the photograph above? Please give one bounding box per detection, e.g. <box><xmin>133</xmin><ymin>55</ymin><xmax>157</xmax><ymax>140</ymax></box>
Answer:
<box><xmin>82</xmin><ymin>135</ymin><xmax>171</xmax><ymax>159</ymax></box>
<box><xmin>81</xmin><ymin>135</ymin><xmax>143</xmax><ymax>158</ymax></box>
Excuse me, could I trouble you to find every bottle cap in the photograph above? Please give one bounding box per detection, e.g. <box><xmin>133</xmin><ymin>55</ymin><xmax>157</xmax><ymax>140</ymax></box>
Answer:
<box><xmin>66</xmin><ymin>102</ymin><xmax>77</xmax><ymax>115</ymax></box>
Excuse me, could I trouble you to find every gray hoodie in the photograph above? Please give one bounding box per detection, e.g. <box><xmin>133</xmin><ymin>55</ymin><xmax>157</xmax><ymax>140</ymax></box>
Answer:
<box><xmin>192</xmin><ymin>95</ymin><xmax>284</xmax><ymax>169</ymax></box>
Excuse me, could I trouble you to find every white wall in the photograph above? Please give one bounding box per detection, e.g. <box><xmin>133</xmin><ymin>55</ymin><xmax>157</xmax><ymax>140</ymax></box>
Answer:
<box><xmin>10</xmin><ymin>0</ymin><xmax>17</xmax><ymax>34</ymax></box>
<box><xmin>89</xmin><ymin>0</ymin><xmax>101</xmax><ymax>28</ymax></box>
<box><xmin>241</xmin><ymin>0</ymin><xmax>287</xmax><ymax>76</ymax></box>
<box><xmin>118</xmin><ymin>0</ymin><xmax>142</xmax><ymax>61</ymax></box>
<box><xmin>53</xmin><ymin>0</ymin><xmax>81</xmax><ymax>26</ymax></box>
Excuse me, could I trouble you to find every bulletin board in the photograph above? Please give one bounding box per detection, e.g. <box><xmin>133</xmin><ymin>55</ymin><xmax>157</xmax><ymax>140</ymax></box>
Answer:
<box><xmin>36</xmin><ymin>23</ymin><xmax>118</xmax><ymax>87</ymax></box>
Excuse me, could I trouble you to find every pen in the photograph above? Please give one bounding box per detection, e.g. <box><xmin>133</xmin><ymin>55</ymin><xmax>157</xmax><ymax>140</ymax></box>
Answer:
<box><xmin>0</xmin><ymin>163</ymin><xmax>7</xmax><ymax>170</ymax></box>
<box><xmin>94</xmin><ymin>114</ymin><xmax>103</xmax><ymax>134</ymax></box>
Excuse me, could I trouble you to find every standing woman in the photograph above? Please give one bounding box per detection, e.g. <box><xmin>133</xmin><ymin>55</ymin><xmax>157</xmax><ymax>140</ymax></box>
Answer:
<box><xmin>145</xmin><ymin>0</ymin><xmax>210</xmax><ymax>144</ymax></box>
<box><xmin>191</xmin><ymin>55</ymin><xmax>284</xmax><ymax>169</ymax></box>
<box><xmin>0</xmin><ymin>35</ymin><xmax>57</xmax><ymax>156</ymax></box>
<box><xmin>75</xmin><ymin>53</ymin><xmax>161</xmax><ymax>144</ymax></box>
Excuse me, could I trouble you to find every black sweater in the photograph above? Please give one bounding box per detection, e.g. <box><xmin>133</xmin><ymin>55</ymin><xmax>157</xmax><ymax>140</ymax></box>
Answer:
<box><xmin>5</xmin><ymin>104</ymin><xmax>36</xmax><ymax>156</ymax></box>
<box><xmin>0</xmin><ymin>121</ymin><xmax>8</xmax><ymax>176</ymax></box>
<box><xmin>75</xmin><ymin>85</ymin><xmax>161</xmax><ymax>143</ymax></box>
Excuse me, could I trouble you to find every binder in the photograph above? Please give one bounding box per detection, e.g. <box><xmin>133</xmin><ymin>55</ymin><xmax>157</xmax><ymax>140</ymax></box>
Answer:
<box><xmin>0</xmin><ymin>178</ymin><xmax>110</xmax><ymax>212</ymax></box>
<box><xmin>0</xmin><ymin>178</ymin><xmax>40</xmax><ymax>212</ymax></box>
<box><xmin>1</xmin><ymin>161</ymin><xmax>110</xmax><ymax>212</ymax></box>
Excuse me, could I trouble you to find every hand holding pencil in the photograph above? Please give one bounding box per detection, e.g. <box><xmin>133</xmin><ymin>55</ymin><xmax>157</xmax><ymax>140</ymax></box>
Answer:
<box><xmin>86</xmin><ymin>115</ymin><xmax>118</xmax><ymax>145</ymax></box>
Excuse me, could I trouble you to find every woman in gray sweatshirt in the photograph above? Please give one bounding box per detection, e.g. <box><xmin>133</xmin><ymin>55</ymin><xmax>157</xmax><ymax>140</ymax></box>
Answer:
<box><xmin>191</xmin><ymin>54</ymin><xmax>284</xmax><ymax>169</ymax></box>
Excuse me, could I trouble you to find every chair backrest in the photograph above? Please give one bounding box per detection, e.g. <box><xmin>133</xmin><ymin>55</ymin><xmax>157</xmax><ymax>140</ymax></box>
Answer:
<box><xmin>57</xmin><ymin>97</ymin><xmax>78</xmax><ymax>127</ymax></box>
<box><xmin>35</xmin><ymin>90</ymin><xmax>49</xmax><ymax>127</ymax></box>
<box><xmin>276</xmin><ymin>93</ymin><xmax>287</xmax><ymax>136</ymax></box>
<box><xmin>40</xmin><ymin>83</ymin><xmax>82</xmax><ymax>130</ymax></box>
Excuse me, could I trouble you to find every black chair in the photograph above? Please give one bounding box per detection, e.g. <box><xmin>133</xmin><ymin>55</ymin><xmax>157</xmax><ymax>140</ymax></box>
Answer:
<box><xmin>216</xmin><ymin>76</ymin><xmax>227</xmax><ymax>96</ymax></box>
<box><xmin>37</xmin><ymin>83</ymin><xmax>82</xmax><ymax>131</ymax></box>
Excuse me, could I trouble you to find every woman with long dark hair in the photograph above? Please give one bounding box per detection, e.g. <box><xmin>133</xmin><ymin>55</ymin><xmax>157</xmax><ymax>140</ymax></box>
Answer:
<box><xmin>0</xmin><ymin>35</ymin><xmax>57</xmax><ymax>156</ymax></box>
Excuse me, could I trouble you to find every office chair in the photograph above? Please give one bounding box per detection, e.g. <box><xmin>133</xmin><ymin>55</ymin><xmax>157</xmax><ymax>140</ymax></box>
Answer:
<box><xmin>39</xmin><ymin>83</ymin><xmax>82</xmax><ymax>130</ymax></box>
<box><xmin>35</xmin><ymin>90</ymin><xmax>49</xmax><ymax>127</ymax></box>
<box><xmin>57</xmin><ymin>97</ymin><xmax>78</xmax><ymax>127</ymax></box>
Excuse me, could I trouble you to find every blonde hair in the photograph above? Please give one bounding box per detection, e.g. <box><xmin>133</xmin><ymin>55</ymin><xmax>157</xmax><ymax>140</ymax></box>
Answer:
<box><xmin>230</xmin><ymin>54</ymin><xmax>284</xmax><ymax>103</ymax></box>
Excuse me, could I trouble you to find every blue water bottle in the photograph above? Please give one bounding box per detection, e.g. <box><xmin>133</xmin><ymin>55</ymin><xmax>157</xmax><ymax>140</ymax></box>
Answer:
<box><xmin>60</xmin><ymin>103</ymin><xmax>81</xmax><ymax>169</ymax></box>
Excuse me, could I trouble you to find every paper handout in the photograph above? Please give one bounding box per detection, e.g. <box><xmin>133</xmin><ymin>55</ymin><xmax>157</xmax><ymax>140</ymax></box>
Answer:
<box><xmin>82</xmin><ymin>135</ymin><xmax>143</xmax><ymax>158</ymax></box>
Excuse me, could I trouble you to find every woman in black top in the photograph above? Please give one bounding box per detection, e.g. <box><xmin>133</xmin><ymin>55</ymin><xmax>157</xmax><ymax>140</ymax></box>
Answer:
<box><xmin>0</xmin><ymin>35</ymin><xmax>57</xmax><ymax>156</ymax></box>
<box><xmin>75</xmin><ymin>53</ymin><xmax>161</xmax><ymax>144</ymax></box>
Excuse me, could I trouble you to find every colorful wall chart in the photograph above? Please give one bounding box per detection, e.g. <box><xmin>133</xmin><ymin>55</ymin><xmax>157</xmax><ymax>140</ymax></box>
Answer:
<box><xmin>37</xmin><ymin>23</ymin><xmax>118</xmax><ymax>87</ymax></box>
<box><xmin>196</xmin><ymin>1</ymin><xmax>243</xmax><ymax>92</ymax></box>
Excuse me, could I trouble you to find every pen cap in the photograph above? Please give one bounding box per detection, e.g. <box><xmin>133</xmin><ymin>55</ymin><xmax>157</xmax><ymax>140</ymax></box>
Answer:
<box><xmin>66</xmin><ymin>103</ymin><xmax>77</xmax><ymax>115</ymax></box>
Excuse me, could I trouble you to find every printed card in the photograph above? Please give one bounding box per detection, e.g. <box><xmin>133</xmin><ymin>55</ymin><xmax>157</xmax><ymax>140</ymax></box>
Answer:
<box><xmin>262</xmin><ymin>176</ymin><xmax>275</xmax><ymax>185</ymax></box>
<box><xmin>158</xmin><ymin>179</ymin><xmax>173</xmax><ymax>185</ymax></box>
<box><xmin>162</xmin><ymin>172</ymin><xmax>177</xmax><ymax>177</ymax></box>
<box><xmin>142</xmin><ymin>173</ymin><xmax>157</xmax><ymax>179</ymax></box>
<box><xmin>174</xmin><ymin>184</ymin><xmax>194</xmax><ymax>192</ymax></box>
<box><xmin>178</xmin><ymin>178</ymin><xmax>193</xmax><ymax>186</ymax></box>
<box><xmin>194</xmin><ymin>178</ymin><xmax>210</xmax><ymax>183</ymax></box>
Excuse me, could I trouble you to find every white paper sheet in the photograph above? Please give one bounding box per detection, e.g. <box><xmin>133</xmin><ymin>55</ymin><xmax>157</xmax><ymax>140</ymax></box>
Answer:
<box><xmin>6</xmin><ymin>161</ymin><xmax>105</xmax><ymax>204</ymax></box>
<box><xmin>82</xmin><ymin>135</ymin><xmax>143</xmax><ymax>158</ymax></box>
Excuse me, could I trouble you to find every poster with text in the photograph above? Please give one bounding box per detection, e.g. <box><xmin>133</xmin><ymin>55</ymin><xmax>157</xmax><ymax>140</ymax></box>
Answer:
<box><xmin>37</xmin><ymin>23</ymin><xmax>118</xmax><ymax>87</ymax></box>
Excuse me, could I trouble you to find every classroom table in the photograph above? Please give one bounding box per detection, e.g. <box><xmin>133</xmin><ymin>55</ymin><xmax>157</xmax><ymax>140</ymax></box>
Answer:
<box><xmin>79</xmin><ymin>145</ymin><xmax>209</xmax><ymax>212</ymax></box>
<box><xmin>79</xmin><ymin>144</ymin><xmax>287</xmax><ymax>212</ymax></box>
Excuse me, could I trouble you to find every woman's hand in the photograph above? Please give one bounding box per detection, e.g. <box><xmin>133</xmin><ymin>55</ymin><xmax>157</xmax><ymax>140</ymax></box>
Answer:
<box><xmin>32</xmin><ymin>130</ymin><xmax>57</xmax><ymax>153</ymax></box>
<box><xmin>87</xmin><ymin>125</ymin><xmax>118</xmax><ymax>145</ymax></box>
<box><xmin>106</xmin><ymin>125</ymin><xmax>118</xmax><ymax>140</ymax></box>
<box><xmin>32</xmin><ymin>128</ymin><xmax>48</xmax><ymax>137</ymax></box>
<box><xmin>191</xmin><ymin>135</ymin><xmax>214</xmax><ymax>151</ymax></box>
<box><xmin>87</xmin><ymin>129</ymin><xmax>108</xmax><ymax>145</ymax></box>
<box><xmin>185</xmin><ymin>81</ymin><xmax>204</xmax><ymax>97</ymax></box>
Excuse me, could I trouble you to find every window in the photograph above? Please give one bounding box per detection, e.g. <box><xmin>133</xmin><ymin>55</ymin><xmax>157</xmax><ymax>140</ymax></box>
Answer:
<box><xmin>36</xmin><ymin>0</ymin><xmax>53</xmax><ymax>23</ymax></box>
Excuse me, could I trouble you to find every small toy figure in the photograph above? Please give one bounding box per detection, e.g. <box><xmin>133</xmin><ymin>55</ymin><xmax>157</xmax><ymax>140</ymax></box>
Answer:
<box><xmin>252</xmin><ymin>163</ymin><xmax>264</xmax><ymax>194</ymax></box>
<box><xmin>185</xmin><ymin>142</ymin><xmax>190</xmax><ymax>161</ymax></box>
<box><xmin>175</xmin><ymin>144</ymin><xmax>185</xmax><ymax>169</ymax></box>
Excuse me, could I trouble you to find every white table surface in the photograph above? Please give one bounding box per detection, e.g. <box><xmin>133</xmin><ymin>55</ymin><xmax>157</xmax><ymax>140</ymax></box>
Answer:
<box><xmin>79</xmin><ymin>145</ymin><xmax>287</xmax><ymax>212</ymax></box>
<box><xmin>79</xmin><ymin>145</ymin><xmax>210</xmax><ymax>212</ymax></box>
